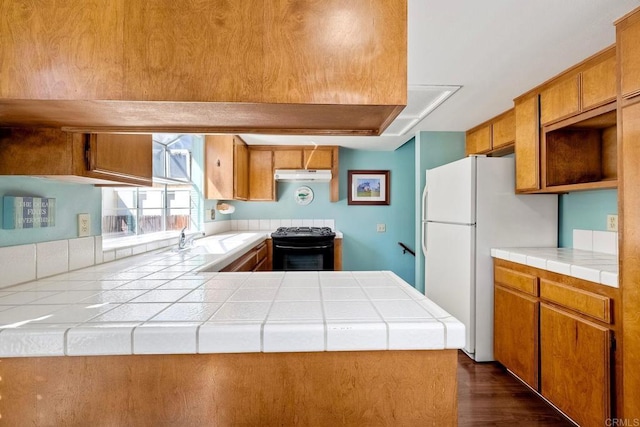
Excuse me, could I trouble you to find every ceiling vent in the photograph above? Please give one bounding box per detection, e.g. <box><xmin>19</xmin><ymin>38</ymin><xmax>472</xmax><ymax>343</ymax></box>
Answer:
<box><xmin>383</xmin><ymin>85</ymin><xmax>461</xmax><ymax>136</ymax></box>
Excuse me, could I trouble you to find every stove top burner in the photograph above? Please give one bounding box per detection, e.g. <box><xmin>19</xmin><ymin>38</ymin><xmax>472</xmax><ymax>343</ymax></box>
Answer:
<box><xmin>271</xmin><ymin>226</ymin><xmax>335</xmax><ymax>238</ymax></box>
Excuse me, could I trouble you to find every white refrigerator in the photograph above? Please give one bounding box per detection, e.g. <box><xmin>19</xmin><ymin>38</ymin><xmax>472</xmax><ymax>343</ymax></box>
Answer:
<box><xmin>421</xmin><ymin>156</ymin><xmax>557</xmax><ymax>362</ymax></box>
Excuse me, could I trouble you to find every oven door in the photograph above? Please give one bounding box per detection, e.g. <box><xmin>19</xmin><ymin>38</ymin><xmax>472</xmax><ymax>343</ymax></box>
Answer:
<box><xmin>272</xmin><ymin>238</ymin><xmax>334</xmax><ymax>271</ymax></box>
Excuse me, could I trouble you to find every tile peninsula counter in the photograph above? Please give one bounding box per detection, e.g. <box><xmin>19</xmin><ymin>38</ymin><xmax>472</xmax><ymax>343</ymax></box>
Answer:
<box><xmin>0</xmin><ymin>233</ymin><xmax>464</xmax><ymax>426</ymax></box>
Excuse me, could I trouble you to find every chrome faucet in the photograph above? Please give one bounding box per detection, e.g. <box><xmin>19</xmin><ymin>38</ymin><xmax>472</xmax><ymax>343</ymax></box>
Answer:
<box><xmin>178</xmin><ymin>227</ymin><xmax>188</xmax><ymax>249</ymax></box>
<box><xmin>178</xmin><ymin>227</ymin><xmax>204</xmax><ymax>250</ymax></box>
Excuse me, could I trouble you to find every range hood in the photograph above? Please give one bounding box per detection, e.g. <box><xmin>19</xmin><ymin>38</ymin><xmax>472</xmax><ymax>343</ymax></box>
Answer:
<box><xmin>274</xmin><ymin>169</ymin><xmax>332</xmax><ymax>182</ymax></box>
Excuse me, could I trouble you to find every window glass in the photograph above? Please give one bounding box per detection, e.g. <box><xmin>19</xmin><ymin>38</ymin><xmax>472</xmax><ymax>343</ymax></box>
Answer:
<box><xmin>152</xmin><ymin>142</ymin><xmax>166</xmax><ymax>178</ymax></box>
<box><xmin>102</xmin><ymin>133</ymin><xmax>201</xmax><ymax>246</ymax></box>
<box><xmin>153</xmin><ymin>134</ymin><xmax>193</xmax><ymax>182</ymax></box>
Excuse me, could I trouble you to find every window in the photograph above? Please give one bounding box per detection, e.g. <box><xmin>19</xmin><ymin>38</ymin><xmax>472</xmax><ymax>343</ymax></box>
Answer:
<box><xmin>102</xmin><ymin>134</ymin><xmax>202</xmax><ymax>245</ymax></box>
<box><xmin>153</xmin><ymin>134</ymin><xmax>194</xmax><ymax>182</ymax></box>
<box><xmin>102</xmin><ymin>184</ymin><xmax>195</xmax><ymax>239</ymax></box>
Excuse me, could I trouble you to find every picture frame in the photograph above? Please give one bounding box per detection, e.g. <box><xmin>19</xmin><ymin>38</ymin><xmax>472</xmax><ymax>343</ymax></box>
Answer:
<box><xmin>348</xmin><ymin>170</ymin><xmax>390</xmax><ymax>205</ymax></box>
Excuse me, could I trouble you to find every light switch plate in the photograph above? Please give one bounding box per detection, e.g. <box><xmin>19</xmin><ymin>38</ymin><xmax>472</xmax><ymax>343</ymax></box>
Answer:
<box><xmin>78</xmin><ymin>213</ymin><xmax>91</xmax><ymax>237</ymax></box>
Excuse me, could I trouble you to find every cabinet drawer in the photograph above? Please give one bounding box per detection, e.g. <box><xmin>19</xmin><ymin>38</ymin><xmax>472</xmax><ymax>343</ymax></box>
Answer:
<box><xmin>540</xmin><ymin>279</ymin><xmax>611</xmax><ymax>323</ymax></box>
<box><xmin>253</xmin><ymin>257</ymin><xmax>268</xmax><ymax>272</ymax></box>
<box><xmin>256</xmin><ymin>242</ymin><xmax>268</xmax><ymax>262</ymax></box>
<box><xmin>494</xmin><ymin>266</ymin><xmax>538</xmax><ymax>296</ymax></box>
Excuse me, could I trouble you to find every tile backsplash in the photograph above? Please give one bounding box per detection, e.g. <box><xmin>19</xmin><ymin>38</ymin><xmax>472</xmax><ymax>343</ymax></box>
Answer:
<box><xmin>0</xmin><ymin>236</ymin><xmax>100</xmax><ymax>289</ymax></box>
<box><xmin>230</xmin><ymin>219</ymin><xmax>335</xmax><ymax>231</ymax></box>
<box><xmin>0</xmin><ymin>219</ymin><xmax>336</xmax><ymax>289</ymax></box>
<box><xmin>573</xmin><ymin>229</ymin><xmax>618</xmax><ymax>255</ymax></box>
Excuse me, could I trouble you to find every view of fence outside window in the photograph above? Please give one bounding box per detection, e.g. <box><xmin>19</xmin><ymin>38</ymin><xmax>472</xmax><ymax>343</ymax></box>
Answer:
<box><xmin>102</xmin><ymin>134</ymin><xmax>200</xmax><ymax>243</ymax></box>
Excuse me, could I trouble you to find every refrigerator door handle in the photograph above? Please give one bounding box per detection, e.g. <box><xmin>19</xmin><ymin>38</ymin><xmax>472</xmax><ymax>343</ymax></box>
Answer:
<box><xmin>421</xmin><ymin>184</ymin><xmax>428</xmax><ymax>220</ymax></box>
<box><xmin>421</xmin><ymin>221</ymin><xmax>428</xmax><ymax>256</ymax></box>
<box><xmin>421</xmin><ymin>185</ymin><xmax>429</xmax><ymax>256</ymax></box>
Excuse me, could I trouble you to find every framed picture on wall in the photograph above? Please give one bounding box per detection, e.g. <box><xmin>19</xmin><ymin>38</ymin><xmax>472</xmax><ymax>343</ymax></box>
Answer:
<box><xmin>347</xmin><ymin>170</ymin><xmax>390</xmax><ymax>205</ymax></box>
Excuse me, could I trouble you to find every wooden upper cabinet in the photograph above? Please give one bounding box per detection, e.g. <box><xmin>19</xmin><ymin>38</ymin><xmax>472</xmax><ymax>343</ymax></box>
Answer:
<box><xmin>514</xmin><ymin>95</ymin><xmax>540</xmax><ymax>192</ymax></box>
<box><xmin>465</xmin><ymin>125</ymin><xmax>491</xmax><ymax>156</ymax></box>
<box><xmin>249</xmin><ymin>149</ymin><xmax>275</xmax><ymax>201</ymax></box>
<box><xmin>0</xmin><ymin>0</ymin><xmax>407</xmax><ymax>135</ymax></box>
<box><xmin>86</xmin><ymin>134</ymin><xmax>153</xmax><ymax>185</ymax></box>
<box><xmin>618</xmin><ymin>8</ymin><xmax>640</xmax><ymax>99</ymax></box>
<box><xmin>540</xmin><ymin>47</ymin><xmax>616</xmax><ymax>126</ymax></box>
<box><xmin>540</xmin><ymin>76</ymin><xmax>580</xmax><ymax>125</ymax></box>
<box><xmin>491</xmin><ymin>109</ymin><xmax>516</xmax><ymax>149</ymax></box>
<box><xmin>204</xmin><ymin>135</ymin><xmax>248</xmax><ymax>200</ymax></box>
<box><xmin>124</xmin><ymin>2</ymin><xmax>263</xmax><ymax>103</ymax></box>
<box><xmin>465</xmin><ymin>109</ymin><xmax>515</xmax><ymax>156</ymax></box>
<box><xmin>273</xmin><ymin>150</ymin><xmax>304</xmax><ymax>169</ymax></box>
<box><xmin>273</xmin><ymin>147</ymin><xmax>335</xmax><ymax>170</ymax></box>
<box><xmin>234</xmin><ymin>140</ymin><xmax>249</xmax><ymax>200</ymax></box>
<box><xmin>0</xmin><ymin>128</ymin><xmax>152</xmax><ymax>186</ymax></box>
<box><xmin>303</xmin><ymin>148</ymin><xmax>334</xmax><ymax>169</ymax></box>
<box><xmin>0</xmin><ymin>1</ymin><xmax>125</xmax><ymax>100</ymax></box>
<box><xmin>582</xmin><ymin>52</ymin><xmax>616</xmax><ymax>110</ymax></box>
<box><xmin>262</xmin><ymin>0</ymin><xmax>405</xmax><ymax>106</ymax></box>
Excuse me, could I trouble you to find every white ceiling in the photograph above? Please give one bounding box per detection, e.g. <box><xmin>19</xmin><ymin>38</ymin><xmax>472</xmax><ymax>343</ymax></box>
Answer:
<box><xmin>241</xmin><ymin>0</ymin><xmax>640</xmax><ymax>151</ymax></box>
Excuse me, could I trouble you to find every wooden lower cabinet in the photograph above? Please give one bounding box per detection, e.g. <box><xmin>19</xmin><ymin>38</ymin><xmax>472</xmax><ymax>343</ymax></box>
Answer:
<box><xmin>221</xmin><ymin>241</ymin><xmax>269</xmax><ymax>272</ymax></box>
<box><xmin>493</xmin><ymin>259</ymin><xmax>618</xmax><ymax>425</ymax></box>
<box><xmin>494</xmin><ymin>285</ymin><xmax>539</xmax><ymax>389</ymax></box>
<box><xmin>0</xmin><ymin>350</ymin><xmax>457</xmax><ymax>426</ymax></box>
<box><xmin>540</xmin><ymin>304</ymin><xmax>611</xmax><ymax>427</ymax></box>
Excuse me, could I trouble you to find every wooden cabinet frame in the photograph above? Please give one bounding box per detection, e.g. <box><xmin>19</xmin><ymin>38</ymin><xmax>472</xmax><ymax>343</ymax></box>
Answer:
<box><xmin>494</xmin><ymin>258</ymin><xmax>622</xmax><ymax>420</ymax></box>
<box><xmin>514</xmin><ymin>45</ymin><xmax>617</xmax><ymax>193</ymax></box>
<box><xmin>0</xmin><ymin>127</ymin><xmax>153</xmax><ymax>186</ymax></box>
<box><xmin>220</xmin><ymin>241</ymin><xmax>269</xmax><ymax>272</ymax></box>
<box><xmin>0</xmin><ymin>0</ymin><xmax>407</xmax><ymax>136</ymax></box>
<box><xmin>465</xmin><ymin>109</ymin><xmax>515</xmax><ymax>157</ymax></box>
<box><xmin>250</xmin><ymin>145</ymin><xmax>340</xmax><ymax>202</ymax></box>
<box><xmin>617</xmin><ymin>8</ymin><xmax>640</xmax><ymax>415</ymax></box>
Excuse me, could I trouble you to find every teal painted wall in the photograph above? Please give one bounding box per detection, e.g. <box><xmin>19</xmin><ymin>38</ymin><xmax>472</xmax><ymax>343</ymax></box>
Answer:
<box><xmin>227</xmin><ymin>144</ymin><xmax>417</xmax><ymax>285</ymax></box>
<box><xmin>413</xmin><ymin>132</ymin><xmax>466</xmax><ymax>293</ymax></box>
<box><xmin>0</xmin><ymin>138</ymin><xmax>617</xmax><ymax>281</ymax></box>
<box><xmin>0</xmin><ymin>177</ymin><xmax>102</xmax><ymax>247</ymax></box>
<box><xmin>558</xmin><ymin>189</ymin><xmax>618</xmax><ymax>247</ymax></box>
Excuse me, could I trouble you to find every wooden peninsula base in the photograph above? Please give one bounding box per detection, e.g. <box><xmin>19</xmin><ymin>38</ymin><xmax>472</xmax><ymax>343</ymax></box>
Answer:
<box><xmin>0</xmin><ymin>349</ymin><xmax>458</xmax><ymax>426</ymax></box>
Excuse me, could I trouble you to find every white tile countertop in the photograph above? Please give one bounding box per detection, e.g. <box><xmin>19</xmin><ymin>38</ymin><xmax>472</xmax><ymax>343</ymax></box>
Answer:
<box><xmin>491</xmin><ymin>247</ymin><xmax>618</xmax><ymax>288</ymax></box>
<box><xmin>0</xmin><ymin>237</ymin><xmax>463</xmax><ymax>357</ymax></box>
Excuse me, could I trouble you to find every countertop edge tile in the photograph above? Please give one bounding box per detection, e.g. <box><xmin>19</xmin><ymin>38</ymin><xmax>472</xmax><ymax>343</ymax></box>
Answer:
<box><xmin>1</xmin><ymin>232</ymin><xmax>466</xmax><ymax>357</ymax></box>
<box><xmin>492</xmin><ymin>247</ymin><xmax>619</xmax><ymax>288</ymax></box>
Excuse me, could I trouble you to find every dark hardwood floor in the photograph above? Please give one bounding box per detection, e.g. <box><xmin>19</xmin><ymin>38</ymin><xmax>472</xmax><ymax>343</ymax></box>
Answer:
<box><xmin>457</xmin><ymin>351</ymin><xmax>575</xmax><ymax>426</ymax></box>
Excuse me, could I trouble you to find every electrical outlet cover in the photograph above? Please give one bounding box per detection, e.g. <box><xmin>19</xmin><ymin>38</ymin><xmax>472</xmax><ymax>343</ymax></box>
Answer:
<box><xmin>78</xmin><ymin>213</ymin><xmax>91</xmax><ymax>237</ymax></box>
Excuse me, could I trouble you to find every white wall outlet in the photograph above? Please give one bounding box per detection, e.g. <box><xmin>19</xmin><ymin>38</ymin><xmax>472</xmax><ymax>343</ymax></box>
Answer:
<box><xmin>607</xmin><ymin>214</ymin><xmax>618</xmax><ymax>232</ymax></box>
<box><xmin>78</xmin><ymin>213</ymin><xmax>91</xmax><ymax>237</ymax></box>
<box><xmin>376</xmin><ymin>223</ymin><xmax>386</xmax><ymax>232</ymax></box>
<box><xmin>206</xmin><ymin>209</ymin><xmax>215</xmax><ymax>221</ymax></box>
